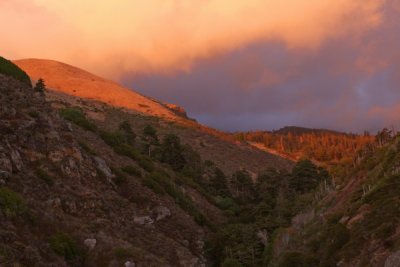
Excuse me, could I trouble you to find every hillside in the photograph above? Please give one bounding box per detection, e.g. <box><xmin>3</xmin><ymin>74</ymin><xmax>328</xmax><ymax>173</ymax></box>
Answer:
<box><xmin>234</xmin><ymin>127</ymin><xmax>374</xmax><ymax>177</ymax></box>
<box><xmin>265</xmin><ymin>132</ymin><xmax>400</xmax><ymax>267</ymax></box>
<box><xmin>15</xmin><ymin>58</ymin><xmax>292</xmax><ymax>176</ymax></box>
<box><xmin>14</xmin><ymin>59</ymin><xmax>181</xmax><ymax>121</ymax></box>
<box><xmin>3</xmin><ymin>57</ymin><xmax>399</xmax><ymax>267</ymax></box>
<box><xmin>0</xmin><ymin>58</ymin><xmax>296</xmax><ymax>266</ymax></box>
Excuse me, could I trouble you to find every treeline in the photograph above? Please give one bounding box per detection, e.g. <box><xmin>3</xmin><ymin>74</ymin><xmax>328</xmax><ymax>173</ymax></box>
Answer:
<box><xmin>233</xmin><ymin>127</ymin><xmax>374</xmax><ymax>165</ymax></box>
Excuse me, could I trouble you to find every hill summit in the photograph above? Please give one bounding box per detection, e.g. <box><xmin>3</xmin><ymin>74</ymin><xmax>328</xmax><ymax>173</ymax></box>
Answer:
<box><xmin>14</xmin><ymin>59</ymin><xmax>181</xmax><ymax>120</ymax></box>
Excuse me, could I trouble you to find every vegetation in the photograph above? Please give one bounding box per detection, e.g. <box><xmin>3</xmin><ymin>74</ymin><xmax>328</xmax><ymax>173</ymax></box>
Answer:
<box><xmin>50</xmin><ymin>233</ymin><xmax>83</xmax><ymax>263</ymax></box>
<box><xmin>0</xmin><ymin>187</ymin><xmax>27</xmax><ymax>218</ymax></box>
<box><xmin>35</xmin><ymin>169</ymin><xmax>55</xmax><ymax>186</ymax></box>
<box><xmin>0</xmin><ymin>56</ymin><xmax>31</xmax><ymax>86</ymax></box>
<box><xmin>233</xmin><ymin>127</ymin><xmax>373</xmax><ymax>176</ymax></box>
<box><xmin>33</xmin><ymin>78</ymin><xmax>46</xmax><ymax>93</ymax></box>
<box><xmin>121</xmin><ymin>165</ymin><xmax>142</xmax><ymax>177</ymax></box>
<box><xmin>160</xmin><ymin>134</ymin><xmax>186</xmax><ymax>171</ymax></box>
<box><xmin>60</xmin><ymin>108</ymin><xmax>97</xmax><ymax>132</ymax></box>
<box><xmin>206</xmin><ymin>159</ymin><xmax>332</xmax><ymax>266</ymax></box>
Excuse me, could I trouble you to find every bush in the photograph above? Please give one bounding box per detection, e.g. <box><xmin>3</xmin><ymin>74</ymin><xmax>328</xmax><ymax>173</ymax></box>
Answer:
<box><xmin>78</xmin><ymin>141</ymin><xmax>96</xmax><ymax>155</ymax></box>
<box><xmin>60</xmin><ymin>108</ymin><xmax>97</xmax><ymax>132</ymax></box>
<box><xmin>142</xmin><ymin>175</ymin><xmax>164</xmax><ymax>195</ymax></box>
<box><xmin>137</xmin><ymin>156</ymin><xmax>155</xmax><ymax>172</ymax></box>
<box><xmin>221</xmin><ymin>258</ymin><xmax>243</xmax><ymax>267</ymax></box>
<box><xmin>113</xmin><ymin>247</ymin><xmax>132</xmax><ymax>260</ymax></box>
<box><xmin>111</xmin><ymin>167</ymin><xmax>128</xmax><ymax>185</ymax></box>
<box><xmin>35</xmin><ymin>169</ymin><xmax>54</xmax><ymax>186</ymax></box>
<box><xmin>0</xmin><ymin>56</ymin><xmax>31</xmax><ymax>86</ymax></box>
<box><xmin>50</xmin><ymin>233</ymin><xmax>83</xmax><ymax>262</ymax></box>
<box><xmin>0</xmin><ymin>187</ymin><xmax>27</xmax><ymax>218</ymax></box>
<box><xmin>121</xmin><ymin>165</ymin><xmax>142</xmax><ymax>177</ymax></box>
<box><xmin>279</xmin><ymin>251</ymin><xmax>318</xmax><ymax>267</ymax></box>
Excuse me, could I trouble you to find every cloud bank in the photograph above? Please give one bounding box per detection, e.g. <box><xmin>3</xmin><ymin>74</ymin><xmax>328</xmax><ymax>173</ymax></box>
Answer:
<box><xmin>128</xmin><ymin>2</ymin><xmax>400</xmax><ymax>133</ymax></box>
<box><xmin>1</xmin><ymin>0</ymin><xmax>384</xmax><ymax>77</ymax></box>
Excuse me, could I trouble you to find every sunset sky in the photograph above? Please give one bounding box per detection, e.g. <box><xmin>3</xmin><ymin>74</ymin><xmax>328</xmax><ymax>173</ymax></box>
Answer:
<box><xmin>1</xmin><ymin>0</ymin><xmax>399</xmax><ymax>132</ymax></box>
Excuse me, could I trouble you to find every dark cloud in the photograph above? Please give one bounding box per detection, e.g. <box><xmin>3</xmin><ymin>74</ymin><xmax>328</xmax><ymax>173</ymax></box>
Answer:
<box><xmin>122</xmin><ymin>7</ymin><xmax>400</xmax><ymax>133</ymax></box>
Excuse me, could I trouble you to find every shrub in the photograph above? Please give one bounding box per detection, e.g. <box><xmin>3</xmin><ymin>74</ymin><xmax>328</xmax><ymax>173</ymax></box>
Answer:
<box><xmin>137</xmin><ymin>156</ymin><xmax>154</xmax><ymax>172</ymax></box>
<box><xmin>113</xmin><ymin>247</ymin><xmax>132</xmax><ymax>260</ymax></box>
<box><xmin>60</xmin><ymin>108</ymin><xmax>97</xmax><ymax>132</ymax></box>
<box><xmin>0</xmin><ymin>187</ymin><xmax>27</xmax><ymax>218</ymax></box>
<box><xmin>35</xmin><ymin>169</ymin><xmax>54</xmax><ymax>186</ymax></box>
<box><xmin>221</xmin><ymin>258</ymin><xmax>243</xmax><ymax>267</ymax></box>
<box><xmin>111</xmin><ymin>167</ymin><xmax>128</xmax><ymax>185</ymax></box>
<box><xmin>121</xmin><ymin>165</ymin><xmax>142</xmax><ymax>177</ymax></box>
<box><xmin>0</xmin><ymin>56</ymin><xmax>31</xmax><ymax>86</ymax></box>
<box><xmin>50</xmin><ymin>233</ymin><xmax>83</xmax><ymax>262</ymax></box>
<box><xmin>142</xmin><ymin>175</ymin><xmax>164</xmax><ymax>195</ymax></box>
<box><xmin>279</xmin><ymin>251</ymin><xmax>318</xmax><ymax>267</ymax></box>
<box><xmin>78</xmin><ymin>141</ymin><xmax>96</xmax><ymax>155</ymax></box>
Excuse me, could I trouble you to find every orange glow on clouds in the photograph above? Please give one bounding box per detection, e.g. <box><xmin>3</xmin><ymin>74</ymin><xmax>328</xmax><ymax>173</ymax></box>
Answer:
<box><xmin>1</xmin><ymin>0</ymin><xmax>384</xmax><ymax>78</ymax></box>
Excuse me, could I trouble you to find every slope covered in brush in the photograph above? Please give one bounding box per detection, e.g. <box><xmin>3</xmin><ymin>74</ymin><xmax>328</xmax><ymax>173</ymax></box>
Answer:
<box><xmin>0</xmin><ymin>56</ymin><xmax>31</xmax><ymax>86</ymax></box>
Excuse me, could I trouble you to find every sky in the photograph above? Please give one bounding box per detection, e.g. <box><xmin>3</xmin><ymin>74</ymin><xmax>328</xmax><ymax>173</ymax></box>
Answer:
<box><xmin>1</xmin><ymin>0</ymin><xmax>400</xmax><ymax>132</ymax></box>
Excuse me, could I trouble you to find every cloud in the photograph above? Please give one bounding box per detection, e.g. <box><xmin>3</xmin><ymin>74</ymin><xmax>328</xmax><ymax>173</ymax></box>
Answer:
<box><xmin>0</xmin><ymin>0</ymin><xmax>384</xmax><ymax>77</ymax></box>
<box><xmin>127</xmin><ymin>6</ymin><xmax>400</xmax><ymax>133</ymax></box>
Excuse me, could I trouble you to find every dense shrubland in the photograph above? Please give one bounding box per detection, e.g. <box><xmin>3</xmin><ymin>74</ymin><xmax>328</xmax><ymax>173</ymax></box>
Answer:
<box><xmin>0</xmin><ymin>56</ymin><xmax>31</xmax><ymax>86</ymax></box>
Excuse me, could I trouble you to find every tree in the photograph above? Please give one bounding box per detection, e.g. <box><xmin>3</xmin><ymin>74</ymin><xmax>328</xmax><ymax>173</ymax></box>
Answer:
<box><xmin>160</xmin><ymin>134</ymin><xmax>186</xmax><ymax>171</ymax></box>
<box><xmin>290</xmin><ymin>159</ymin><xmax>329</xmax><ymax>193</ymax></box>
<box><xmin>142</xmin><ymin>125</ymin><xmax>159</xmax><ymax>157</ymax></box>
<box><xmin>209</xmin><ymin>168</ymin><xmax>230</xmax><ymax>197</ymax></box>
<box><xmin>119</xmin><ymin>121</ymin><xmax>136</xmax><ymax>145</ymax></box>
<box><xmin>34</xmin><ymin>78</ymin><xmax>46</xmax><ymax>93</ymax></box>
<box><xmin>232</xmin><ymin>170</ymin><xmax>254</xmax><ymax>200</ymax></box>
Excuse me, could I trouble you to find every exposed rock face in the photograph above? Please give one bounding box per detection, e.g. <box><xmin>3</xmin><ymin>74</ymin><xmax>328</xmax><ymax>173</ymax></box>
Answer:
<box><xmin>94</xmin><ymin>156</ymin><xmax>115</xmax><ymax>182</ymax></box>
<box><xmin>165</xmin><ymin>103</ymin><xmax>188</xmax><ymax>118</ymax></box>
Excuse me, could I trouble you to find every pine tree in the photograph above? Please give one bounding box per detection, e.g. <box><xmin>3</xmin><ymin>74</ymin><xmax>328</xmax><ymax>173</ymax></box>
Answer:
<box><xmin>34</xmin><ymin>78</ymin><xmax>46</xmax><ymax>93</ymax></box>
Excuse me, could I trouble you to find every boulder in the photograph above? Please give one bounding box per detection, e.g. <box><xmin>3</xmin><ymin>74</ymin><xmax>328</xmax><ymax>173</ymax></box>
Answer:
<box><xmin>152</xmin><ymin>206</ymin><xmax>171</xmax><ymax>221</ymax></box>
<box><xmin>133</xmin><ymin>216</ymin><xmax>154</xmax><ymax>225</ymax></box>
<box><xmin>0</xmin><ymin>155</ymin><xmax>12</xmax><ymax>173</ymax></box>
<box><xmin>385</xmin><ymin>250</ymin><xmax>400</xmax><ymax>267</ymax></box>
<box><xmin>124</xmin><ymin>261</ymin><xmax>135</xmax><ymax>267</ymax></box>
<box><xmin>84</xmin><ymin>238</ymin><xmax>97</xmax><ymax>250</ymax></box>
<box><xmin>94</xmin><ymin>157</ymin><xmax>114</xmax><ymax>181</ymax></box>
<box><xmin>10</xmin><ymin>149</ymin><xmax>23</xmax><ymax>171</ymax></box>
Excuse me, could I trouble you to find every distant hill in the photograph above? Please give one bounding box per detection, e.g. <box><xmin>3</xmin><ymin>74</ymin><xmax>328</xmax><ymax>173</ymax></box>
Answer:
<box><xmin>273</xmin><ymin>126</ymin><xmax>344</xmax><ymax>135</ymax></box>
<box><xmin>234</xmin><ymin>126</ymin><xmax>374</xmax><ymax>176</ymax></box>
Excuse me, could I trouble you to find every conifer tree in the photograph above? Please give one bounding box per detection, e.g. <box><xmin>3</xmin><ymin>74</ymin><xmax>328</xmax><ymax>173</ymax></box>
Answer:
<box><xmin>34</xmin><ymin>78</ymin><xmax>46</xmax><ymax>93</ymax></box>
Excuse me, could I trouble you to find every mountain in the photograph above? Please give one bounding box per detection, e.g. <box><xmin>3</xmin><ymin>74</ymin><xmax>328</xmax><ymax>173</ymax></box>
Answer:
<box><xmin>15</xmin><ymin>58</ymin><xmax>291</xmax><ymax>176</ymax></box>
<box><xmin>3</xmin><ymin>57</ymin><xmax>399</xmax><ymax>267</ymax></box>
<box><xmin>0</xmin><ymin>57</ymin><xmax>294</xmax><ymax>266</ymax></box>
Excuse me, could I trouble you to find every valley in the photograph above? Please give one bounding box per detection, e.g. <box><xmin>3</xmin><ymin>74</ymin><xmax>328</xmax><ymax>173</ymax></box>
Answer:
<box><xmin>0</xmin><ymin>56</ymin><xmax>399</xmax><ymax>267</ymax></box>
